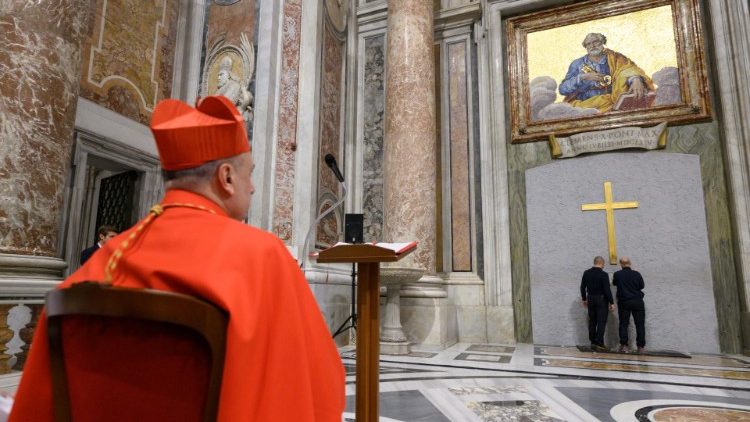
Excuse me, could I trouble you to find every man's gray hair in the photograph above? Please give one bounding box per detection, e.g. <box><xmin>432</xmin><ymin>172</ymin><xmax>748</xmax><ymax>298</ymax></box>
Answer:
<box><xmin>161</xmin><ymin>155</ymin><xmax>241</xmax><ymax>183</ymax></box>
<box><xmin>582</xmin><ymin>33</ymin><xmax>607</xmax><ymax>47</ymax></box>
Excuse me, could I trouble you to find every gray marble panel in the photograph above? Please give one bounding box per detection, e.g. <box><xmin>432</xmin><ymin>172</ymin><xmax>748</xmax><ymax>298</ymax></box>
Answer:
<box><xmin>454</xmin><ymin>352</ymin><xmax>512</xmax><ymax>363</ymax></box>
<box><xmin>362</xmin><ymin>35</ymin><xmax>385</xmax><ymax>243</ymax></box>
<box><xmin>466</xmin><ymin>344</ymin><xmax>515</xmax><ymax>354</ymax></box>
<box><xmin>526</xmin><ymin>152</ymin><xmax>719</xmax><ymax>353</ymax></box>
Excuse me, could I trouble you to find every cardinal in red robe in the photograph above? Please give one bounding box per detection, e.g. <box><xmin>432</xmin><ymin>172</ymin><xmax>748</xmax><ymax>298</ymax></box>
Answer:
<box><xmin>9</xmin><ymin>96</ymin><xmax>345</xmax><ymax>421</ymax></box>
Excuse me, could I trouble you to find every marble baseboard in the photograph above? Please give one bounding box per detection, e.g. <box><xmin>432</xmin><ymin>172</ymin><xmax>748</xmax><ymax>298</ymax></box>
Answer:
<box><xmin>309</xmin><ymin>283</ymin><xmax>353</xmax><ymax>346</ymax></box>
<box><xmin>400</xmin><ymin>297</ymin><xmax>458</xmax><ymax>349</ymax></box>
<box><xmin>381</xmin><ymin>340</ymin><xmax>410</xmax><ymax>355</ymax></box>
<box><xmin>456</xmin><ymin>305</ymin><xmax>487</xmax><ymax>343</ymax></box>
<box><xmin>742</xmin><ymin>311</ymin><xmax>750</xmax><ymax>356</ymax></box>
<box><xmin>445</xmin><ymin>284</ymin><xmax>485</xmax><ymax>306</ymax></box>
<box><xmin>486</xmin><ymin>305</ymin><xmax>515</xmax><ymax>345</ymax></box>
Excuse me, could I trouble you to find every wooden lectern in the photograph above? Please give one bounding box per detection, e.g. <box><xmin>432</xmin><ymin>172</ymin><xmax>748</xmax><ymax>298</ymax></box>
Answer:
<box><xmin>314</xmin><ymin>243</ymin><xmax>416</xmax><ymax>422</ymax></box>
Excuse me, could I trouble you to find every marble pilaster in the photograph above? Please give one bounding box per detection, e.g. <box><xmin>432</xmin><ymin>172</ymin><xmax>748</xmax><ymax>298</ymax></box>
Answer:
<box><xmin>476</xmin><ymin>1</ymin><xmax>515</xmax><ymax>345</ymax></box>
<box><xmin>362</xmin><ymin>35</ymin><xmax>386</xmax><ymax>243</ymax></box>
<box><xmin>382</xmin><ymin>0</ymin><xmax>438</xmax><ymax>272</ymax></box>
<box><xmin>249</xmin><ymin>0</ymin><xmax>283</xmax><ymax>230</ymax></box>
<box><xmin>447</xmin><ymin>41</ymin><xmax>471</xmax><ymax>271</ymax></box>
<box><xmin>0</xmin><ymin>0</ymin><xmax>87</xmax><ymax>258</ymax></box>
<box><xmin>271</xmin><ymin>0</ymin><xmax>302</xmax><ymax>242</ymax></box>
<box><xmin>315</xmin><ymin>23</ymin><xmax>345</xmax><ymax>248</ymax></box>
<box><xmin>709</xmin><ymin>0</ymin><xmax>750</xmax><ymax>356</ymax></box>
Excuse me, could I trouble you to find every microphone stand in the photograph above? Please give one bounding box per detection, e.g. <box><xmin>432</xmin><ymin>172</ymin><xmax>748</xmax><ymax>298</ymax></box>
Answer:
<box><xmin>332</xmin><ymin>261</ymin><xmax>357</xmax><ymax>340</ymax></box>
<box><xmin>300</xmin><ymin>182</ymin><xmax>348</xmax><ymax>269</ymax></box>
<box><xmin>301</xmin><ymin>154</ymin><xmax>354</xmax><ymax>340</ymax></box>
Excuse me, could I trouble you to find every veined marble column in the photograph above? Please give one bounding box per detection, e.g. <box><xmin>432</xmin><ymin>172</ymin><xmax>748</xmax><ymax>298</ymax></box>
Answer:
<box><xmin>0</xmin><ymin>1</ymin><xmax>87</xmax><ymax>284</ymax></box>
<box><xmin>383</xmin><ymin>0</ymin><xmax>437</xmax><ymax>272</ymax></box>
<box><xmin>381</xmin><ymin>0</ymin><xmax>456</xmax><ymax>351</ymax></box>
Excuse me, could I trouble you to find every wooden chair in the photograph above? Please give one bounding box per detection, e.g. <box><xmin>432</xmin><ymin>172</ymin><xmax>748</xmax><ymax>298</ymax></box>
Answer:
<box><xmin>45</xmin><ymin>282</ymin><xmax>228</xmax><ymax>422</ymax></box>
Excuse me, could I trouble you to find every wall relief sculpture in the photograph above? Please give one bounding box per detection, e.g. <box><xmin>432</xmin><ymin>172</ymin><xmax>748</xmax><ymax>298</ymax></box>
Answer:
<box><xmin>325</xmin><ymin>0</ymin><xmax>349</xmax><ymax>33</ymax></box>
<box><xmin>201</xmin><ymin>32</ymin><xmax>255</xmax><ymax>134</ymax></box>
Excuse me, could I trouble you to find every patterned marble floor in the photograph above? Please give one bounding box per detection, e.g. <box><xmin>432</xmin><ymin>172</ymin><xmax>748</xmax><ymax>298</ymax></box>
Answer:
<box><xmin>340</xmin><ymin>343</ymin><xmax>750</xmax><ymax>421</ymax></box>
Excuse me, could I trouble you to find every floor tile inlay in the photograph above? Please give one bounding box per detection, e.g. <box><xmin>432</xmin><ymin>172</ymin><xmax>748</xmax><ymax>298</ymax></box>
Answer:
<box><xmin>339</xmin><ymin>343</ymin><xmax>750</xmax><ymax>421</ymax></box>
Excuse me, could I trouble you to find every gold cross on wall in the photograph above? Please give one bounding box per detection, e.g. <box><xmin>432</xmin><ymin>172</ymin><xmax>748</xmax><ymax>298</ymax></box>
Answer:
<box><xmin>581</xmin><ymin>181</ymin><xmax>639</xmax><ymax>265</ymax></box>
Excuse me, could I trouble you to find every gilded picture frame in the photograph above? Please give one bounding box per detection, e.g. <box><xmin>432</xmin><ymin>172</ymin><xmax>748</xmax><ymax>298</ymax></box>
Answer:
<box><xmin>506</xmin><ymin>0</ymin><xmax>711</xmax><ymax>143</ymax></box>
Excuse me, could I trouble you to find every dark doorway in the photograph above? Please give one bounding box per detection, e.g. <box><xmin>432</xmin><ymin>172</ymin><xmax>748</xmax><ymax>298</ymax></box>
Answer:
<box><xmin>94</xmin><ymin>170</ymin><xmax>139</xmax><ymax>233</ymax></box>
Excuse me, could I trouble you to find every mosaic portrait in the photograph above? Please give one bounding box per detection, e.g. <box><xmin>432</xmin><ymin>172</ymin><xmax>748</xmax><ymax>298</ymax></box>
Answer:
<box><xmin>506</xmin><ymin>0</ymin><xmax>711</xmax><ymax>142</ymax></box>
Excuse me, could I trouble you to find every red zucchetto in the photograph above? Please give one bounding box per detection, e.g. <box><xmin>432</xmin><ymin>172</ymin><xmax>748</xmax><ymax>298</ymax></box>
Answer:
<box><xmin>150</xmin><ymin>96</ymin><xmax>250</xmax><ymax>170</ymax></box>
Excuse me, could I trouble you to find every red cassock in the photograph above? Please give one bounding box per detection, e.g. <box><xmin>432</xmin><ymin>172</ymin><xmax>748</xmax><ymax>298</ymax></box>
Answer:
<box><xmin>9</xmin><ymin>189</ymin><xmax>345</xmax><ymax>421</ymax></box>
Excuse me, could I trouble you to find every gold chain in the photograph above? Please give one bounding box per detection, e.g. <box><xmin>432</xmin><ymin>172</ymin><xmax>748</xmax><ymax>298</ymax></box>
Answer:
<box><xmin>103</xmin><ymin>203</ymin><xmax>216</xmax><ymax>282</ymax></box>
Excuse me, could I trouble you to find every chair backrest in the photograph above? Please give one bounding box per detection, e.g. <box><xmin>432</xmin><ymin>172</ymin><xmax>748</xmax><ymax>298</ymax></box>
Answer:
<box><xmin>45</xmin><ymin>282</ymin><xmax>228</xmax><ymax>422</ymax></box>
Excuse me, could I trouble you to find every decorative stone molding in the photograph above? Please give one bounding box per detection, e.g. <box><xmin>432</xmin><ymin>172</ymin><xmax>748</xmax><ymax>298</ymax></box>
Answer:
<box><xmin>435</xmin><ymin>2</ymin><xmax>481</xmax><ymax>31</ymax></box>
<box><xmin>0</xmin><ymin>305</ymin><xmax>14</xmax><ymax>374</ymax></box>
<box><xmin>0</xmin><ymin>254</ymin><xmax>65</xmax><ymax>297</ymax></box>
<box><xmin>61</xmin><ymin>130</ymin><xmax>161</xmax><ymax>276</ymax></box>
<box><xmin>400</xmin><ymin>274</ymin><xmax>449</xmax><ymax>298</ymax></box>
<box><xmin>13</xmin><ymin>303</ymin><xmax>43</xmax><ymax>371</ymax></box>
<box><xmin>380</xmin><ymin>267</ymin><xmax>422</xmax><ymax>355</ymax></box>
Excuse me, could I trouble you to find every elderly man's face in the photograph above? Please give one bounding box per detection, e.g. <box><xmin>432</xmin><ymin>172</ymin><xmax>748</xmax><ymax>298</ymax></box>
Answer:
<box><xmin>224</xmin><ymin>152</ymin><xmax>255</xmax><ymax>221</ymax></box>
<box><xmin>217</xmin><ymin>70</ymin><xmax>229</xmax><ymax>87</ymax></box>
<box><xmin>583</xmin><ymin>37</ymin><xmax>604</xmax><ymax>56</ymax></box>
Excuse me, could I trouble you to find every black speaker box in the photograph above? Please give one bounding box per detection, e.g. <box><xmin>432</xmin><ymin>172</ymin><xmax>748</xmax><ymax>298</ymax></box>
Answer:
<box><xmin>344</xmin><ymin>213</ymin><xmax>364</xmax><ymax>244</ymax></box>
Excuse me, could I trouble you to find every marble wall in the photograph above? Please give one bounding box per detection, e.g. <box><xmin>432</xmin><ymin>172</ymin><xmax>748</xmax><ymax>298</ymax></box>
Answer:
<box><xmin>205</xmin><ymin>0</ymin><xmax>255</xmax><ymax>50</ymax></box>
<box><xmin>362</xmin><ymin>35</ymin><xmax>386</xmax><ymax>243</ymax></box>
<box><xmin>508</xmin><ymin>122</ymin><xmax>742</xmax><ymax>352</ymax></box>
<box><xmin>526</xmin><ymin>152</ymin><xmax>720</xmax><ymax>353</ymax></box>
<box><xmin>271</xmin><ymin>0</ymin><xmax>302</xmax><ymax>243</ymax></box>
<box><xmin>79</xmin><ymin>0</ymin><xmax>178</xmax><ymax>125</ymax></box>
<box><xmin>0</xmin><ymin>0</ymin><xmax>89</xmax><ymax>256</ymax></box>
<box><xmin>315</xmin><ymin>24</ymin><xmax>345</xmax><ymax>248</ymax></box>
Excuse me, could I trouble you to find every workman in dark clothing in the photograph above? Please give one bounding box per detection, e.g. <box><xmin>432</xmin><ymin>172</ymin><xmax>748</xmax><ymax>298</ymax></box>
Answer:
<box><xmin>580</xmin><ymin>256</ymin><xmax>615</xmax><ymax>351</ymax></box>
<box><xmin>613</xmin><ymin>256</ymin><xmax>646</xmax><ymax>353</ymax></box>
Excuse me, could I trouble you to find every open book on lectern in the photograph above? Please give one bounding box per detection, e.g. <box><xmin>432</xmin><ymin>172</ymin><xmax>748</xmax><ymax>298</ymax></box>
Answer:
<box><xmin>310</xmin><ymin>241</ymin><xmax>417</xmax><ymax>262</ymax></box>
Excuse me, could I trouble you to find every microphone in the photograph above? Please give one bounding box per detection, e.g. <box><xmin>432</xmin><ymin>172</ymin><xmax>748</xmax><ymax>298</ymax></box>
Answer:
<box><xmin>324</xmin><ymin>154</ymin><xmax>344</xmax><ymax>182</ymax></box>
<box><xmin>300</xmin><ymin>154</ymin><xmax>348</xmax><ymax>268</ymax></box>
